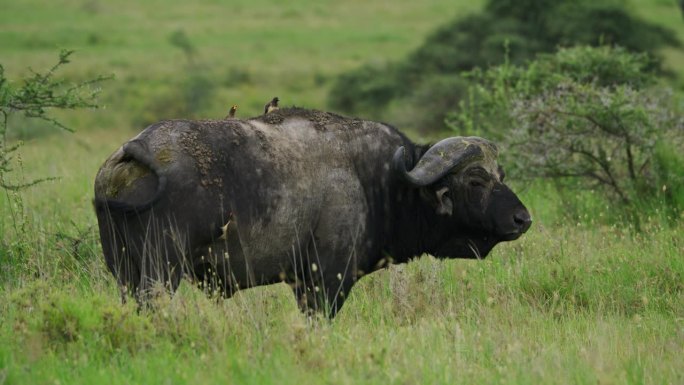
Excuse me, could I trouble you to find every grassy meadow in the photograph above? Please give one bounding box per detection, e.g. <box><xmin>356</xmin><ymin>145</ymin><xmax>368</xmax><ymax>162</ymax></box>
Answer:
<box><xmin>1</xmin><ymin>0</ymin><xmax>684</xmax><ymax>384</ymax></box>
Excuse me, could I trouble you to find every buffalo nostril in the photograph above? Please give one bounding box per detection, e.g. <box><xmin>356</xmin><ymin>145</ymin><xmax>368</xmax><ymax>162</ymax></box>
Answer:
<box><xmin>513</xmin><ymin>210</ymin><xmax>532</xmax><ymax>232</ymax></box>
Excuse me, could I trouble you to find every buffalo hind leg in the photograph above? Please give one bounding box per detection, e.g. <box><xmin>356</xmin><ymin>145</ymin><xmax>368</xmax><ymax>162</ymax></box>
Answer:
<box><xmin>191</xmin><ymin>221</ymin><xmax>254</xmax><ymax>300</ymax></box>
<box><xmin>289</xmin><ymin>226</ymin><xmax>364</xmax><ymax>317</ymax></box>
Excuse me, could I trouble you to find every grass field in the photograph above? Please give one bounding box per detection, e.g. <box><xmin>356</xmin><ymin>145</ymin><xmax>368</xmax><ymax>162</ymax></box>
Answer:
<box><xmin>1</xmin><ymin>222</ymin><xmax>681</xmax><ymax>384</ymax></box>
<box><xmin>1</xmin><ymin>0</ymin><xmax>684</xmax><ymax>384</ymax></box>
<box><xmin>0</xmin><ymin>0</ymin><xmax>483</xmax><ymax>131</ymax></box>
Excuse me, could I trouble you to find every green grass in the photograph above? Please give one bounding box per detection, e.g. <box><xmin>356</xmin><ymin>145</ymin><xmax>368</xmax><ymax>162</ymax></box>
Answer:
<box><xmin>1</xmin><ymin>0</ymin><xmax>684</xmax><ymax>384</ymax></box>
<box><xmin>1</xmin><ymin>219</ymin><xmax>682</xmax><ymax>384</ymax></box>
<box><xmin>0</xmin><ymin>0</ymin><xmax>483</xmax><ymax>125</ymax></box>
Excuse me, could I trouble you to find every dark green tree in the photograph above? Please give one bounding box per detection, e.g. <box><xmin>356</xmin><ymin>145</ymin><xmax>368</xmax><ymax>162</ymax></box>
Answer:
<box><xmin>329</xmin><ymin>0</ymin><xmax>680</xmax><ymax>132</ymax></box>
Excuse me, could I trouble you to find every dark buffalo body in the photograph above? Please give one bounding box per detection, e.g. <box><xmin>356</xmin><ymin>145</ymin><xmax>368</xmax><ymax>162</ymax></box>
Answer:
<box><xmin>94</xmin><ymin>108</ymin><xmax>531</xmax><ymax>316</ymax></box>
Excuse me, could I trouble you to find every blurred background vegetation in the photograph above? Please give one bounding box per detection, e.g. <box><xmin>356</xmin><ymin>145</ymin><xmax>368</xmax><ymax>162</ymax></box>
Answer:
<box><xmin>331</xmin><ymin>0</ymin><xmax>684</xmax><ymax>131</ymax></box>
<box><xmin>0</xmin><ymin>0</ymin><xmax>481</xmax><ymax>131</ymax></box>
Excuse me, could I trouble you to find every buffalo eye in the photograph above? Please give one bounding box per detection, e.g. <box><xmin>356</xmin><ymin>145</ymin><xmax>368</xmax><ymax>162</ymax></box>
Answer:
<box><xmin>469</xmin><ymin>179</ymin><xmax>486</xmax><ymax>188</ymax></box>
<box><xmin>467</xmin><ymin>167</ymin><xmax>490</xmax><ymax>189</ymax></box>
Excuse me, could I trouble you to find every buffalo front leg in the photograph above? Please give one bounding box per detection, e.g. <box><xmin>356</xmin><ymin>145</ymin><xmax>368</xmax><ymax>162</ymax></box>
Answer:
<box><xmin>290</xmin><ymin>271</ymin><xmax>354</xmax><ymax>318</ymax></box>
<box><xmin>288</xmin><ymin>228</ymin><xmax>363</xmax><ymax>318</ymax></box>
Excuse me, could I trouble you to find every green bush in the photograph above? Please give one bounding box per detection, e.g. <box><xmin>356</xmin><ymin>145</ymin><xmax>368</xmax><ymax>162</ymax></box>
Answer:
<box><xmin>451</xmin><ymin>46</ymin><xmax>658</xmax><ymax>137</ymax></box>
<box><xmin>450</xmin><ymin>46</ymin><xmax>684</xmax><ymax>221</ymax></box>
<box><xmin>652</xmin><ymin>141</ymin><xmax>684</xmax><ymax>219</ymax></box>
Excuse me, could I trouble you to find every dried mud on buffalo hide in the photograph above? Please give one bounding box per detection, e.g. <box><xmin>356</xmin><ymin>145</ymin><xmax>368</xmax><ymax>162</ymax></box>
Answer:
<box><xmin>103</xmin><ymin>159</ymin><xmax>151</xmax><ymax>198</ymax></box>
<box><xmin>257</xmin><ymin>107</ymin><xmax>365</xmax><ymax>131</ymax></box>
<box><xmin>179</xmin><ymin>125</ymin><xmax>221</xmax><ymax>188</ymax></box>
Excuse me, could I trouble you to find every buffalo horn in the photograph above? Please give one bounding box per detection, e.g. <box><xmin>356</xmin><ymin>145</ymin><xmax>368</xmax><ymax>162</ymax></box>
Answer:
<box><xmin>393</xmin><ymin>137</ymin><xmax>493</xmax><ymax>187</ymax></box>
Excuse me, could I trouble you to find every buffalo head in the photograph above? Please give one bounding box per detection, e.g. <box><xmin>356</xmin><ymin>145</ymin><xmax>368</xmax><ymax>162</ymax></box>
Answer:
<box><xmin>393</xmin><ymin>136</ymin><xmax>531</xmax><ymax>259</ymax></box>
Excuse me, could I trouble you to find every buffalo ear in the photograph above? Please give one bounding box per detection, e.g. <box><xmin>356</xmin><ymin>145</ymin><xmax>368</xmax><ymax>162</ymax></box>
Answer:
<box><xmin>435</xmin><ymin>187</ymin><xmax>453</xmax><ymax>216</ymax></box>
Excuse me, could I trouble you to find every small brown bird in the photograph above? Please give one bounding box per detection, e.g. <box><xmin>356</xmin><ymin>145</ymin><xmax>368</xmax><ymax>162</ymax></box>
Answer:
<box><xmin>225</xmin><ymin>104</ymin><xmax>238</xmax><ymax>119</ymax></box>
<box><xmin>264</xmin><ymin>97</ymin><xmax>279</xmax><ymax>114</ymax></box>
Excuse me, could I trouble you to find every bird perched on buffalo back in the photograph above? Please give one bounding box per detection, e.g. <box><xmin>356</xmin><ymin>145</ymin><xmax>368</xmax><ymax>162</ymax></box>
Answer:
<box><xmin>264</xmin><ymin>97</ymin><xmax>279</xmax><ymax>114</ymax></box>
<box><xmin>225</xmin><ymin>105</ymin><xmax>238</xmax><ymax>119</ymax></box>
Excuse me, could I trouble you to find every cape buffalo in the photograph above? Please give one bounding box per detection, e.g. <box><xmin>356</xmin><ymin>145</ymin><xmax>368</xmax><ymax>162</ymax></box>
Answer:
<box><xmin>94</xmin><ymin>108</ymin><xmax>531</xmax><ymax>317</ymax></box>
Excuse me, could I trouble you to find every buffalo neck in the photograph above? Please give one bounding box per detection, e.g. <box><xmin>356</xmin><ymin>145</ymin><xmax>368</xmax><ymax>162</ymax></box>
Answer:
<box><xmin>384</xmin><ymin>185</ymin><xmax>448</xmax><ymax>263</ymax></box>
<box><xmin>380</xmin><ymin>142</ymin><xmax>445</xmax><ymax>265</ymax></box>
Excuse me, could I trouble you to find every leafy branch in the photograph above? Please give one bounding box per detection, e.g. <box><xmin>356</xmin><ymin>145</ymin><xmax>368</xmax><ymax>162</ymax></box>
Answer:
<box><xmin>0</xmin><ymin>49</ymin><xmax>111</xmax><ymax>191</ymax></box>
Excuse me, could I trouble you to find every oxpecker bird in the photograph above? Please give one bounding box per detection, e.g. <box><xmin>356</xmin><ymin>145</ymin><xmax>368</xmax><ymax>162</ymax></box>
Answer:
<box><xmin>225</xmin><ymin>105</ymin><xmax>238</xmax><ymax>119</ymax></box>
<box><xmin>264</xmin><ymin>97</ymin><xmax>279</xmax><ymax>114</ymax></box>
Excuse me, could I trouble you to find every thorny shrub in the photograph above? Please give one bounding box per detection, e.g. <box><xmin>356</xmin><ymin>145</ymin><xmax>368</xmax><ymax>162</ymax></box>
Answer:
<box><xmin>450</xmin><ymin>46</ymin><xmax>684</xmax><ymax>220</ymax></box>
